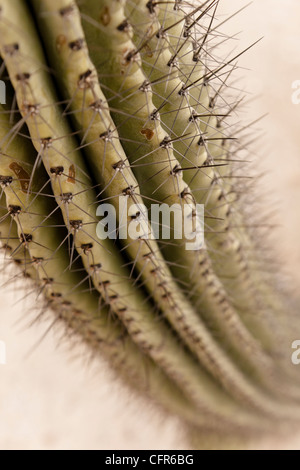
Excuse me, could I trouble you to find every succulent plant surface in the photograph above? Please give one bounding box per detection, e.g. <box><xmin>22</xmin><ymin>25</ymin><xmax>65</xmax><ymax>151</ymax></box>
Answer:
<box><xmin>0</xmin><ymin>0</ymin><xmax>299</xmax><ymax>449</ymax></box>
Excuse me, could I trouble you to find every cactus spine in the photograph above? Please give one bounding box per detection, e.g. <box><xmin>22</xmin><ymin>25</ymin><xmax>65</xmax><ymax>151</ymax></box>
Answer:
<box><xmin>0</xmin><ymin>0</ymin><xmax>299</xmax><ymax>449</ymax></box>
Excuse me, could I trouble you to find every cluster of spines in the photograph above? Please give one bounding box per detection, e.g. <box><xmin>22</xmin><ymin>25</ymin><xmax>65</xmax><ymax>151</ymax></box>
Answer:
<box><xmin>29</xmin><ymin>0</ymin><xmax>296</xmax><ymax>416</ymax></box>
<box><xmin>0</xmin><ymin>0</ymin><xmax>299</xmax><ymax>445</ymax></box>
<box><xmin>0</xmin><ymin>102</ymin><xmax>220</xmax><ymax>431</ymax></box>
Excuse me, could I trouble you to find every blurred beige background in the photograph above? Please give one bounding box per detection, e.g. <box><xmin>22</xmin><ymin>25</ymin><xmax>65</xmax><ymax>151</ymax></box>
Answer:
<box><xmin>1</xmin><ymin>0</ymin><xmax>300</xmax><ymax>450</ymax></box>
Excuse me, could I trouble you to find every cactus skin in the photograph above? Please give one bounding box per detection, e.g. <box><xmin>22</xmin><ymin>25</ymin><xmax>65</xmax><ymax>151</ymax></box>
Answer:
<box><xmin>77</xmin><ymin>0</ymin><xmax>278</xmax><ymax>377</ymax></box>
<box><xmin>30</xmin><ymin>0</ymin><xmax>297</xmax><ymax>417</ymax></box>
<box><xmin>0</xmin><ymin>103</ymin><xmax>226</xmax><ymax>433</ymax></box>
<box><xmin>0</xmin><ymin>0</ymin><xmax>300</xmax><ymax>449</ymax></box>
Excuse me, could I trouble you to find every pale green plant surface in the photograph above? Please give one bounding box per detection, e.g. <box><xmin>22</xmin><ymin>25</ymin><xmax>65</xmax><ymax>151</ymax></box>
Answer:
<box><xmin>0</xmin><ymin>0</ymin><xmax>300</xmax><ymax>449</ymax></box>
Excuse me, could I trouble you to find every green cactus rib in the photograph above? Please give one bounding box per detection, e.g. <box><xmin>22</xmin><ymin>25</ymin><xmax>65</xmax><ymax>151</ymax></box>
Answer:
<box><xmin>0</xmin><ymin>0</ymin><xmax>300</xmax><ymax>446</ymax></box>
<box><xmin>0</xmin><ymin>2</ymin><xmax>274</xmax><ymax>423</ymax></box>
<box><xmin>77</xmin><ymin>3</ymin><xmax>298</xmax><ymax>408</ymax></box>
<box><xmin>122</xmin><ymin>0</ymin><xmax>276</xmax><ymax>360</ymax></box>
<box><xmin>141</xmin><ymin>1</ymin><xmax>299</xmax><ymax>376</ymax></box>
<box><xmin>1</xmin><ymin>105</ymin><xmax>250</xmax><ymax>432</ymax></box>
<box><xmin>27</xmin><ymin>0</ymin><xmax>296</xmax><ymax>413</ymax></box>
<box><xmin>0</xmin><ymin>219</ymin><xmax>222</xmax><ymax>438</ymax></box>
<box><xmin>77</xmin><ymin>0</ymin><xmax>288</xmax><ymax>391</ymax></box>
<box><xmin>78</xmin><ymin>0</ymin><xmax>300</xmax><ymax>407</ymax></box>
<box><xmin>152</xmin><ymin>1</ymin><xmax>300</xmax><ymax>375</ymax></box>
<box><xmin>22</xmin><ymin>3</ymin><xmax>293</xmax><ymax>416</ymax></box>
<box><xmin>0</xmin><ymin>203</ymin><xmax>284</xmax><ymax>439</ymax></box>
<box><xmin>0</xmin><ymin>231</ymin><xmax>226</xmax><ymax>434</ymax></box>
<box><xmin>125</xmin><ymin>1</ymin><xmax>240</xmax><ymax>244</ymax></box>
<box><xmin>147</xmin><ymin>0</ymin><xmax>300</xmax><ymax>388</ymax></box>
<box><xmin>1</xmin><ymin>0</ymin><xmax>288</xmax><ymax>427</ymax></box>
<box><xmin>33</xmin><ymin>0</ymin><xmax>298</xmax><ymax>389</ymax></box>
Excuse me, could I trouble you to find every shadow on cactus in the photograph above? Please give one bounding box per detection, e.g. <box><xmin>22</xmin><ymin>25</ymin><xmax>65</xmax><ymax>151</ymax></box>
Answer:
<box><xmin>0</xmin><ymin>0</ymin><xmax>299</xmax><ymax>450</ymax></box>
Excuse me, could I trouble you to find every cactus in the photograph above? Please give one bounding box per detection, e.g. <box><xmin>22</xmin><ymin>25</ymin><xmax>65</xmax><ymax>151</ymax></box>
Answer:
<box><xmin>0</xmin><ymin>0</ymin><xmax>299</xmax><ymax>449</ymax></box>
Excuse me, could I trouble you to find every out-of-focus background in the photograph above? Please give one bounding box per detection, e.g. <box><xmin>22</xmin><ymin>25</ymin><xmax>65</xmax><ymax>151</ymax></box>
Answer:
<box><xmin>0</xmin><ymin>0</ymin><xmax>300</xmax><ymax>450</ymax></box>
